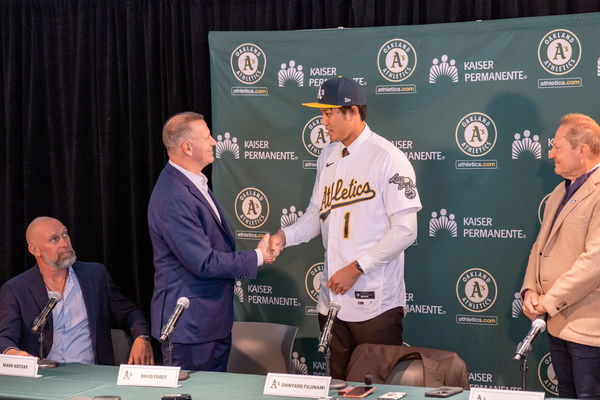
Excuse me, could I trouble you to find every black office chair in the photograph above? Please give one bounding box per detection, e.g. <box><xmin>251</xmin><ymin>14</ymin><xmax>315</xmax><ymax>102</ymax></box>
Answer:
<box><xmin>226</xmin><ymin>321</ymin><xmax>298</xmax><ymax>375</ymax></box>
<box><xmin>110</xmin><ymin>328</ymin><xmax>132</xmax><ymax>366</ymax></box>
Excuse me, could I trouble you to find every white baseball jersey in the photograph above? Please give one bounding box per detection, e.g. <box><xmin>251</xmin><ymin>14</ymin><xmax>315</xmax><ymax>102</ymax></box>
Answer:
<box><xmin>283</xmin><ymin>124</ymin><xmax>421</xmax><ymax>321</ymax></box>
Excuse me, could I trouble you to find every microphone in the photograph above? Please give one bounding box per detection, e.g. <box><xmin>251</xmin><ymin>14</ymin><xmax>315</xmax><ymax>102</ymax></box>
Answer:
<box><xmin>318</xmin><ymin>302</ymin><xmax>341</xmax><ymax>353</ymax></box>
<box><xmin>160</xmin><ymin>297</ymin><xmax>190</xmax><ymax>342</ymax></box>
<box><xmin>514</xmin><ymin>318</ymin><xmax>546</xmax><ymax>361</ymax></box>
<box><xmin>31</xmin><ymin>292</ymin><xmax>62</xmax><ymax>335</ymax></box>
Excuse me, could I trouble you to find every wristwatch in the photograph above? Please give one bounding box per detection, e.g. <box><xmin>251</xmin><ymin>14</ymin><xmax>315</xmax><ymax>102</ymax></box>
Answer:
<box><xmin>137</xmin><ymin>334</ymin><xmax>151</xmax><ymax>341</ymax></box>
<box><xmin>354</xmin><ymin>261</ymin><xmax>364</xmax><ymax>273</ymax></box>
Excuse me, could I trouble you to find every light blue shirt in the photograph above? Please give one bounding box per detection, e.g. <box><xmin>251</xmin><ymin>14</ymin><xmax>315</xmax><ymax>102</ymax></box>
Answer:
<box><xmin>47</xmin><ymin>266</ymin><xmax>95</xmax><ymax>364</ymax></box>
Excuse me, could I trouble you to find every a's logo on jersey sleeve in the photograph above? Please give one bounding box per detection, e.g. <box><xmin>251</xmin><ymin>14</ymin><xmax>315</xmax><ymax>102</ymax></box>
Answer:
<box><xmin>388</xmin><ymin>173</ymin><xmax>417</xmax><ymax>199</ymax></box>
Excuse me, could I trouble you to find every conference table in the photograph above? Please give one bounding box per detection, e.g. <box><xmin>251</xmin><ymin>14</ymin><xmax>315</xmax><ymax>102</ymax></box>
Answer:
<box><xmin>0</xmin><ymin>363</ymin><xmax>474</xmax><ymax>400</ymax></box>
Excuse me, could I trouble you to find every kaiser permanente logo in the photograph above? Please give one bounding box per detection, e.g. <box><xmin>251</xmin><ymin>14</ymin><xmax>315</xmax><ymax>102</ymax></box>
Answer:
<box><xmin>278</xmin><ymin>60</ymin><xmax>304</xmax><ymax>87</ymax></box>
<box><xmin>230</xmin><ymin>43</ymin><xmax>269</xmax><ymax>96</ymax></box>
<box><xmin>234</xmin><ymin>188</ymin><xmax>269</xmax><ymax>240</ymax></box>
<box><xmin>390</xmin><ymin>139</ymin><xmax>445</xmax><ymax>161</ymax></box>
<box><xmin>375</xmin><ymin>38</ymin><xmax>417</xmax><ymax>95</ymax></box>
<box><xmin>429</xmin><ymin>54</ymin><xmax>526</xmax><ymax>84</ymax></box>
<box><xmin>428</xmin><ymin>209</ymin><xmax>526</xmax><ymax>239</ymax></box>
<box><xmin>456</xmin><ymin>268</ymin><xmax>498</xmax><ymax>326</ymax></box>
<box><xmin>455</xmin><ymin>113</ymin><xmax>498</xmax><ymax>169</ymax></box>
<box><xmin>537</xmin><ymin>29</ymin><xmax>582</xmax><ymax>89</ymax></box>
<box><xmin>405</xmin><ymin>292</ymin><xmax>446</xmax><ymax>315</ymax></box>
<box><xmin>429</xmin><ymin>55</ymin><xmax>459</xmax><ymax>83</ymax></box>
<box><xmin>512</xmin><ymin>292</ymin><xmax>523</xmax><ymax>319</ymax></box>
<box><xmin>281</xmin><ymin>206</ymin><xmax>304</xmax><ymax>228</ymax></box>
<box><xmin>233</xmin><ymin>281</ymin><xmax>301</xmax><ymax>307</ymax></box>
<box><xmin>215</xmin><ymin>132</ymin><xmax>298</xmax><ymax>161</ymax></box>
<box><xmin>511</xmin><ymin>130</ymin><xmax>542</xmax><ymax>159</ymax></box>
<box><xmin>292</xmin><ymin>352</ymin><xmax>308</xmax><ymax>375</ymax></box>
<box><xmin>302</xmin><ymin>116</ymin><xmax>330</xmax><ymax>169</ymax></box>
<box><xmin>538</xmin><ymin>353</ymin><xmax>559</xmax><ymax>395</ymax></box>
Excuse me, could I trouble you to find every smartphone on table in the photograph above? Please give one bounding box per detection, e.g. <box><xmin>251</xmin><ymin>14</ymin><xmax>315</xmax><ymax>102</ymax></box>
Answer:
<box><xmin>343</xmin><ymin>385</ymin><xmax>376</xmax><ymax>398</ymax></box>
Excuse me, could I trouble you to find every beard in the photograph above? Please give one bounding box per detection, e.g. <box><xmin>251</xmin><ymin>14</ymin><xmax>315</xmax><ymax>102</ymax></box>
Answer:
<box><xmin>43</xmin><ymin>249</ymin><xmax>77</xmax><ymax>270</ymax></box>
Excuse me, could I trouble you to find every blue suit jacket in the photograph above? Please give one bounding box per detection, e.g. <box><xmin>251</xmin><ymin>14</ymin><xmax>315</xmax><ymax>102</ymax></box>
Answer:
<box><xmin>0</xmin><ymin>262</ymin><xmax>149</xmax><ymax>365</ymax></box>
<box><xmin>148</xmin><ymin>163</ymin><xmax>257</xmax><ymax>344</ymax></box>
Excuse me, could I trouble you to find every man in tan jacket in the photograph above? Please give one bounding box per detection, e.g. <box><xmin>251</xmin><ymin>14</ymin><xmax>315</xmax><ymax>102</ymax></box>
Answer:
<box><xmin>521</xmin><ymin>113</ymin><xmax>600</xmax><ymax>399</ymax></box>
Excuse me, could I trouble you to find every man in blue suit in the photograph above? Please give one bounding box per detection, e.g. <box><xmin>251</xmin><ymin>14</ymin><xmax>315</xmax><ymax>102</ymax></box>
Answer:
<box><xmin>0</xmin><ymin>217</ymin><xmax>153</xmax><ymax>365</ymax></box>
<box><xmin>148</xmin><ymin>112</ymin><xmax>275</xmax><ymax>371</ymax></box>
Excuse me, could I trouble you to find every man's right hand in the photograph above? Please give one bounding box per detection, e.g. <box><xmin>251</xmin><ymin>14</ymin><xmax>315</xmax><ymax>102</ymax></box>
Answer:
<box><xmin>269</xmin><ymin>230</ymin><xmax>286</xmax><ymax>255</ymax></box>
<box><xmin>5</xmin><ymin>348</ymin><xmax>32</xmax><ymax>357</ymax></box>
<box><xmin>522</xmin><ymin>289</ymin><xmax>544</xmax><ymax>320</ymax></box>
<box><xmin>257</xmin><ymin>233</ymin><xmax>278</xmax><ymax>264</ymax></box>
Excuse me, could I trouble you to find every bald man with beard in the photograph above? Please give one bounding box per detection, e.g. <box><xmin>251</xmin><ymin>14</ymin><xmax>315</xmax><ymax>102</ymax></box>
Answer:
<box><xmin>0</xmin><ymin>217</ymin><xmax>153</xmax><ymax>365</ymax></box>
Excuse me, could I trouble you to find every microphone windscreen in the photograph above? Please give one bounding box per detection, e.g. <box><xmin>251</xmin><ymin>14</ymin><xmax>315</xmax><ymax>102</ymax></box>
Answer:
<box><xmin>532</xmin><ymin>318</ymin><xmax>546</xmax><ymax>332</ymax></box>
<box><xmin>177</xmin><ymin>297</ymin><xmax>190</xmax><ymax>309</ymax></box>
<box><xmin>364</xmin><ymin>374</ymin><xmax>374</xmax><ymax>385</ymax></box>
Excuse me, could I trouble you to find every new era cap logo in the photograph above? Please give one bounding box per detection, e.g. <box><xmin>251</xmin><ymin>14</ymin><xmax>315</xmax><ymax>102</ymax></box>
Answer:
<box><xmin>344</xmin><ymin>97</ymin><xmax>351</xmax><ymax>103</ymax></box>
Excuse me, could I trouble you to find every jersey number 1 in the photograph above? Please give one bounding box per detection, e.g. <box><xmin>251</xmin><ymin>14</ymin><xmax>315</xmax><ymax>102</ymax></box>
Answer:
<box><xmin>343</xmin><ymin>212</ymin><xmax>350</xmax><ymax>239</ymax></box>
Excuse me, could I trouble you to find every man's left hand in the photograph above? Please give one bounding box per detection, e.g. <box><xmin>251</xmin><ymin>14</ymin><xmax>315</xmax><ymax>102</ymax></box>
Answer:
<box><xmin>326</xmin><ymin>262</ymin><xmax>362</xmax><ymax>295</ymax></box>
<box><xmin>535</xmin><ymin>294</ymin><xmax>548</xmax><ymax>314</ymax></box>
<box><xmin>128</xmin><ymin>337</ymin><xmax>154</xmax><ymax>365</ymax></box>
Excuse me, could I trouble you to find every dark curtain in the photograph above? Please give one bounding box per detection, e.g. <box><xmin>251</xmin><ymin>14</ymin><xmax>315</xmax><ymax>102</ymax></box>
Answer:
<box><xmin>2</xmin><ymin>0</ymin><xmax>600</xmax><ymax>317</ymax></box>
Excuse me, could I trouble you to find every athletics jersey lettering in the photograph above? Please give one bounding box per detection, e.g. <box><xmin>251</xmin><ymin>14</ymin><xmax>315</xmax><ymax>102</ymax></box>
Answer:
<box><xmin>319</xmin><ymin>178</ymin><xmax>376</xmax><ymax>220</ymax></box>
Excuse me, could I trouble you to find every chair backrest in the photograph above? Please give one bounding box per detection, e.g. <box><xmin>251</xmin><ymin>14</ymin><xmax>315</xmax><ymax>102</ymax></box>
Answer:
<box><xmin>111</xmin><ymin>328</ymin><xmax>132</xmax><ymax>366</ymax></box>
<box><xmin>346</xmin><ymin>343</ymin><xmax>469</xmax><ymax>389</ymax></box>
<box><xmin>385</xmin><ymin>358</ymin><xmax>425</xmax><ymax>386</ymax></box>
<box><xmin>227</xmin><ymin>321</ymin><xmax>298</xmax><ymax>375</ymax></box>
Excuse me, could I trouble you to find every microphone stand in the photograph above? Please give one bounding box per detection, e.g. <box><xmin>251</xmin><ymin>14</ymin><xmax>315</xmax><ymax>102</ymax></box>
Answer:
<box><xmin>324</xmin><ymin>347</ymin><xmax>346</xmax><ymax>389</ymax></box>
<box><xmin>164</xmin><ymin>338</ymin><xmax>189</xmax><ymax>381</ymax></box>
<box><xmin>37</xmin><ymin>330</ymin><xmax>58</xmax><ymax>369</ymax></box>
<box><xmin>519</xmin><ymin>354</ymin><xmax>528</xmax><ymax>391</ymax></box>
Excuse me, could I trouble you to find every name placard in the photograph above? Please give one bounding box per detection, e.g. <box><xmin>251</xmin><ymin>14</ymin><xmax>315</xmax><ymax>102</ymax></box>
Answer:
<box><xmin>263</xmin><ymin>373</ymin><xmax>331</xmax><ymax>398</ymax></box>
<box><xmin>117</xmin><ymin>364</ymin><xmax>180</xmax><ymax>388</ymax></box>
<box><xmin>0</xmin><ymin>354</ymin><xmax>40</xmax><ymax>378</ymax></box>
<box><xmin>469</xmin><ymin>387</ymin><xmax>545</xmax><ymax>400</ymax></box>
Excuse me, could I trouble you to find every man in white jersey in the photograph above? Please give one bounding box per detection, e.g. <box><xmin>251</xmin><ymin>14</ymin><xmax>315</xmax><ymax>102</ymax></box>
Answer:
<box><xmin>270</xmin><ymin>76</ymin><xmax>421</xmax><ymax>379</ymax></box>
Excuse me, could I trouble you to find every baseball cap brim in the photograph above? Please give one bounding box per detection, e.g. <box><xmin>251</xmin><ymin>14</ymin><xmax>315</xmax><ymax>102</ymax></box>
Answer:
<box><xmin>301</xmin><ymin>102</ymin><xmax>342</xmax><ymax>108</ymax></box>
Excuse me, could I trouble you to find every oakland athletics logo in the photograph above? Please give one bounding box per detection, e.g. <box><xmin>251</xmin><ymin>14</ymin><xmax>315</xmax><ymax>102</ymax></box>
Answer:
<box><xmin>302</xmin><ymin>116</ymin><xmax>330</xmax><ymax>157</ymax></box>
<box><xmin>230</xmin><ymin>43</ymin><xmax>267</xmax><ymax>84</ymax></box>
<box><xmin>234</xmin><ymin>187</ymin><xmax>270</xmax><ymax>228</ymax></box>
<box><xmin>456</xmin><ymin>268</ymin><xmax>497</xmax><ymax>312</ymax></box>
<box><xmin>538</xmin><ymin>29</ymin><xmax>581</xmax><ymax>75</ymax></box>
<box><xmin>305</xmin><ymin>262</ymin><xmax>325</xmax><ymax>302</ymax></box>
<box><xmin>377</xmin><ymin>39</ymin><xmax>417</xmax><ymax>82</ymax></box>
<box><xmin>455</xmin><ymin>112</ymin><xmax>497</xmax><ymax>157</ymax></box>
<box><xmin>538</xmin><ymin>353</ymin><xmax>559</xmax><ymax>395</ymax></box>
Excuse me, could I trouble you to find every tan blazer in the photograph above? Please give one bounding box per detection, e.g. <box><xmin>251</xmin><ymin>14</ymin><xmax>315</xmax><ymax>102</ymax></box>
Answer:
<box><xmin>522</xmin><ymin>169</ymin><xmax>600</xmax><ymax>347</ymax></box>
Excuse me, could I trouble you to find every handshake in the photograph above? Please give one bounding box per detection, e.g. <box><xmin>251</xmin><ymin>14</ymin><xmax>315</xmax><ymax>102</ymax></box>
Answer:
<box><xmin>256</xmin><ymin>230</ymin><xmax>286</xmax><ymax>264</ymax></box>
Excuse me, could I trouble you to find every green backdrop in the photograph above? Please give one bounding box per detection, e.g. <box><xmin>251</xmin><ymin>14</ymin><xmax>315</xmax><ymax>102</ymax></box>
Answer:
<box><xmin>209</xmin><ymin>12</ymin><xmax>600</xmax><ymax>394</ymax></box>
